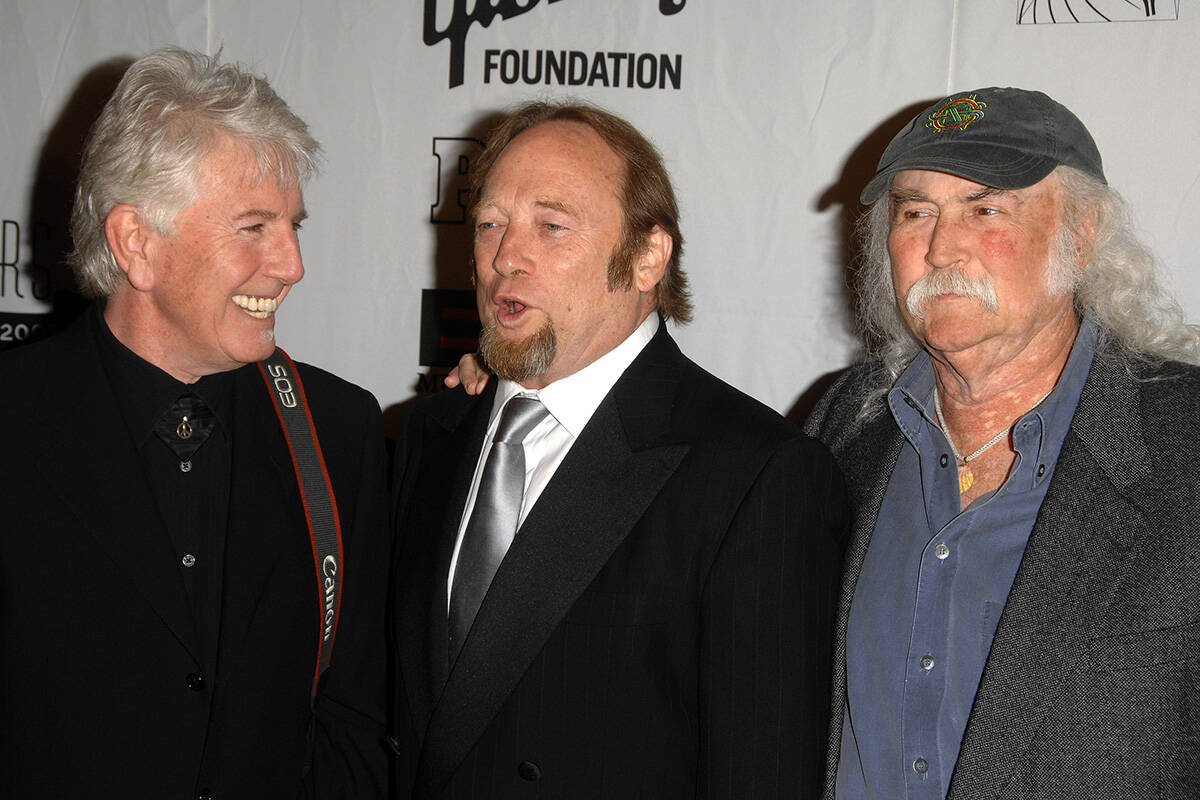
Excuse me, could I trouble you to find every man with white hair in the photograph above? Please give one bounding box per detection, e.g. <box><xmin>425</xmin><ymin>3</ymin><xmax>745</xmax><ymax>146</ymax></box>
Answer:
<box><xmin>0</xmin><ymin>48</ymin><xmax>387</xmax><ymax>798</ymax></box>
<box><xmin>806</xmin><ymin>87</ymin><xmax>1200</xmax><ymax>799</ymax></box>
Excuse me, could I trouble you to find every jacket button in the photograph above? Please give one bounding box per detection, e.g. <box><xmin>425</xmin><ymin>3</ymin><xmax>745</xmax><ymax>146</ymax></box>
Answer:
<box><xmin>517</xmin><ymin>761</ymin><xmax>541</xmax><ymax>781</ymax></box>
<box><xmin>185</xmin><ymin>672</ymin><xmax>206</xmax><ymax>691</ymax></box>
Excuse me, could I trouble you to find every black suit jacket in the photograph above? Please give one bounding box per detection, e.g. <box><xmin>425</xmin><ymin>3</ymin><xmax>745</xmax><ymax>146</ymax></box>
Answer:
<box><xmin>391</xmin><ymin>326</ymin><xmax>847</xmax><ymax>799</ymax></box>
<box><xmin>805</xmin><ymin>352</ymin><xmax>1200</xmax><ymax>799</ymax></box>
<box><xmin>0</xmin><ymin>311</ymin><xmax>389</xmax><ymax>799</ymax></box>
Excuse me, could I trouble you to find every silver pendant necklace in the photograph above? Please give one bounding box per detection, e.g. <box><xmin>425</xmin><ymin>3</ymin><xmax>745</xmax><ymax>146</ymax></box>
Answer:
<box><xmin>933</xmin><ymin>386</ymin><xmax>1050</xmax><ymax>494</ymax></box>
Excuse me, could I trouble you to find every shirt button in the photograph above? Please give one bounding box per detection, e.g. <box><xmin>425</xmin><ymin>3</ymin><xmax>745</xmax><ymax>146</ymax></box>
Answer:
<box><xmin>913</xmin><ymin>758</ymin><xmax>929</xmax><ymax>775</ymax></box>
<box><xmin>182</xmin><ymin>554</ymin><xmax>197</xmax><ymax>568</ymax></box>
<box><xmin>1037</xmin><ymin>464</ymin><xmax>1046</xmax><ymax>477</ymax></box>
<box><xmin>939</xmin><ymin>454</ymin><xmax>948</xmax><ymax>468</ymax></box>
<box><xmin>517</xmin><ymin>761</ymin><xmax>541</xmax><ymax>781</ymax></box>
<box><xmin>185</xmin><ymin>672</ymin><xmax>206</xmax><ymax>691</ymax></box>
<box><xmin>920</xmin><ymin>655</ymin><xmax>935</xmax><ymax>670</ymax></box>
<box><xmin>197</xmin><ymin>791</ymin><xmax>213</xmax><ymax>800</ymax></box>
<box><xmin>935</xmin><ymin>543</ymin><xmax>950</xmax><ymax>560</ymax></box>
<box><xmin>180</xmin><ymin>460</ymin><xmax>193</xmax><ymax>473</ymax></box>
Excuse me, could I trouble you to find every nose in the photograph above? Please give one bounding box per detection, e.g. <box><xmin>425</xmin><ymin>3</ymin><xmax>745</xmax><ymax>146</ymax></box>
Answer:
<box><xmin>925</xmin><ymin>214</ymin><xmax>966</xmax><ymax>271</ymax></box>
<box><xmin>270</xmin><ymin>227</ymin><xmax>305</xmax><ymax>286</ymax></box>
<box><xmin>483</xmin><ymin>224</ymin><xmax>532</xmax><ymax>279</ymax></box>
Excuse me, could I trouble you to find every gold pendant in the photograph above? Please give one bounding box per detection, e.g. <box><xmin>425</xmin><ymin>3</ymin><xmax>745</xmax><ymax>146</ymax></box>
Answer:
<box><xmin>958</xmin><ymin>463</ymin><xmax>974</xmax><ymax>494</ymax></box>
<box><xmin>177</xmin><ymin>415</ymin><xmax>193</xmax><ymax>440</ymax></box>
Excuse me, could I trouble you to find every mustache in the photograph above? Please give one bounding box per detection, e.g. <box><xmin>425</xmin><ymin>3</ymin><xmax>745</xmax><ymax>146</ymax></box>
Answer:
<box><xmin>904</xmin><ymin>268</ymin><xmax>999</xmax><ymax>319</ymax></box>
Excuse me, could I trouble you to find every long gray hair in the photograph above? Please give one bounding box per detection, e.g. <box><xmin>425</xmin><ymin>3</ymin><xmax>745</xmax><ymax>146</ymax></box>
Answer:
<box><xmin>69</xmin><ymin>47</ymin><xmax>320</xmax><ymax>297</ymax></box>
<box><xmin>852</xmin><ymin>166</ymin><xmax>1200</xmax><ymax>413</ymax></box>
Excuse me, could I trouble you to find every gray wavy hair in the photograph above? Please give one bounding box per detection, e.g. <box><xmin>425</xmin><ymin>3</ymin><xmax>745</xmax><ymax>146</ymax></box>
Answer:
<box><xmin>69</xmin><ymin>47</ymin><xmax>321</xmax><ymax>298</ymax></box>
<box><xmin>853</xmin><ymin>165</ymin><xmax>1200</xmax><ymax>412</ymax></box>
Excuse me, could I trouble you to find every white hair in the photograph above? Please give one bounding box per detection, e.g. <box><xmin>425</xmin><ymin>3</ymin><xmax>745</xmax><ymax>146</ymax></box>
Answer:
<box><xmin>852</xmin><ymin>165</ymin><xmax>1200</xmax><ymax>415</ymax></box>
<box><xmin>69</xmin><ymin>47</ymin><xmax>321</xmax><ymax>297</ymax></box>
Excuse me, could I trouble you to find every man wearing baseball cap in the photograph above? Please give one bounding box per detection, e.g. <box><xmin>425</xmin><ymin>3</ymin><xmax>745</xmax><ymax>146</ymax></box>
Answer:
<box><xmin>805</xmin><ymin>87</ymin><xmax>1200</xmax><ymax>799</ymax></box>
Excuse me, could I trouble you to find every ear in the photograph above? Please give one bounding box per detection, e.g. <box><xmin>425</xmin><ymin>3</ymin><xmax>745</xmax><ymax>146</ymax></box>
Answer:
<box><xmin>633</xmin><ymin>225</ymin><xmax>672</xmax><ymax>293</ymax></box>
<box><xmin>104</xmin><ymin>204</ymin><xmax>156</xmax><ymax>292</ymax></box>
<box><xmin>1071</xmin><ymin>206</ymin><xmax>1099</xmax><ymax>270</ymax></box>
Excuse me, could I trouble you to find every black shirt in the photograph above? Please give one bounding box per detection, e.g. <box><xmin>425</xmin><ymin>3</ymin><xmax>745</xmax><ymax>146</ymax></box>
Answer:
<box><xmin>91</xmin><ymin>304</ymin><xmax>234</xmax><ymax>672</ymax></box>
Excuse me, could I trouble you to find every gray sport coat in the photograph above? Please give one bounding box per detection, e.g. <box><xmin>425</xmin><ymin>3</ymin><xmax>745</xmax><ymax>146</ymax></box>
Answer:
<box><xmin>805</xmin><ymin>349</ymin><xmax>1200</xmax><ymax>799</ymax></box>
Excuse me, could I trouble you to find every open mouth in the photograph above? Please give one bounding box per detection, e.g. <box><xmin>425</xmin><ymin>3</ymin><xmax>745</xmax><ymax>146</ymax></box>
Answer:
<box><xmin>232</xmin><ymin>293</ymin><xmax>281</xmax><ymax>319</ymax></box>
<box><xmin>498</xmin><ymin>298</ymin><xmax>528</xmax><ymax>322</ymax></box>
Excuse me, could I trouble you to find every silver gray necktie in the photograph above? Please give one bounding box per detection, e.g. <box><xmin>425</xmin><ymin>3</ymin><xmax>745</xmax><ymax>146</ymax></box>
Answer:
<box><xmin>448</xmin><ymin>395</ymin><xmax>550</xmax><ymax>663</ymax></box>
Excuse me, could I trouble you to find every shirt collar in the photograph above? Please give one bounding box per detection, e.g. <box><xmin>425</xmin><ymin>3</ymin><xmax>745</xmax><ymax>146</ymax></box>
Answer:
<box><xmin>887</xmin><ymin>315</ymin><xmax>1099</xmax><ymax>490</ymax></box>
<box><xmin>91</xmin><ymin>301</ymin><xmax>236</xmax><ymax>443</ymax></box>
<box><xmin>491</xmin><ymin>313</ymin><xmax>660</xmax><ymax>437</ymax></box>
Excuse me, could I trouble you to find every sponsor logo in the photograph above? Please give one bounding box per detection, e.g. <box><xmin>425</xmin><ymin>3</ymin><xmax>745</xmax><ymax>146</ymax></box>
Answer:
<box><xmin>483</xmin><ymin>49</ymin><xmax>682</xmax><ymax>89</ymax></box>
<box><xmin>266</xmin><ymin>363</ymin><xmax>298</xmax><ymax>408</ymax></box>
<box><xmin>0</xmin><ymin>217</ymin><xmax>80</xmax><ymax>351</ymax></box>
<box><xmin>1017</xmin><ymin>0</ymin><xmax>1178</xmax><ymax>23</ymax></box>
<box><xmin>431</xmin><ymin>137</ymin><xmax>485</xmax><ymax>224</ymax></box>
<box><xmin>926</xmin><ymin>94</ymin><xmax>988</xmax><ymax>133</ymax></box>
<box><xmin>419</xmin><ymin>288</ymin><xmax>480</xmax><ymax>370</ymax></box>
<box><xmin>1</xmin><ymin>219</ymin><xmax>53</xmax><ymax>305</ymax></box>
<box><xmin>424</xmin><ymin>0</ymin><xmax>686</xmax><ymax>88</ymax></box>
<box><xmin>0</xmin><ymin>312</ymin><xmax>43</xmax><ymax>345</ymax></box>
<box><xmin>322</xmin><ymin>555</ymin><xmax>338</xmax><ymax>642</ymax></box>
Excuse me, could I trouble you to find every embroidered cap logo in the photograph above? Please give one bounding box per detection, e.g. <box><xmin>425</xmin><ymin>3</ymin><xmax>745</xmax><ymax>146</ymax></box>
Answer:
<box><xmin>926</xmin><ymin>94</ymin><xmax>988</xmax><ymax>133</ymax></box>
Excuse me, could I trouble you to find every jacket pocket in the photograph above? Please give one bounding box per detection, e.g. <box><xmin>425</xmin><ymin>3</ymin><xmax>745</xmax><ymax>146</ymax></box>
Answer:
<box><xmin>1086</xmin><ymin>619</ymin><xmax>1200</xmax><ymax>673</ymax></box>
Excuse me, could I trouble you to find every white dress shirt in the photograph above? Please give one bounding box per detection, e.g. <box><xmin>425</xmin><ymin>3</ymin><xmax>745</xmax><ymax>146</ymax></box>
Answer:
<box><xmin>447</xmin><ymin>313</ymin><xmax>660</xmax><ymax>604</ymax></box>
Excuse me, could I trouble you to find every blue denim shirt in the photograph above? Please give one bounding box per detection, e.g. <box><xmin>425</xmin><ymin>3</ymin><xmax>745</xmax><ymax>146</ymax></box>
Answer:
<box><xmin>835</xmin><ymin>319</ymin><xmax>1097</xmax><ymax>800</ymax></box>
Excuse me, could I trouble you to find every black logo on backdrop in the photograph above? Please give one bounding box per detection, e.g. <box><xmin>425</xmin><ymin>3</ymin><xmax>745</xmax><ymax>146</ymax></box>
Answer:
<box><xmin>0</xmin><ymin>219</ymin><xmax>56</xmax><ymax>350</ymax></box>
<box><xmin>425</xmin><ymin>0</ymin><xmax>687</xmax><ymax>88</ymax></box>
<box><xmin>431</xmin><ymin>137</ymin><xmax>485</xmax><ymax>224</ymax></box>
<box><xmin>419</xmin><ymin>289</ymin><xmax>480</xmax><ymax>370</ymax></box>
<box><xmin>483</xmin><ymin>49</ymin><xmax>682</xmax><ymax>90</ymax></box>
<box><xmin>1</xmin><ymin>219</ymin><xmax>53</xmax><ymax>303</ymax></box>
<box><xmin>1017</xmin><ymin>0</ymin><xmax>1178</xmax><ymax>23</ymax></box>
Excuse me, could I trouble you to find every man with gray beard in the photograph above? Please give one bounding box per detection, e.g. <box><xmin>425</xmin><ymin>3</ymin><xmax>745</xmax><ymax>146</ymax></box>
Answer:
<box><xmin>389</xmin><ymin>101</ymin><xmax>846</xmax><ymax>799</ymax></box>
<box><xmin>805</xmin><ymin>87</ymin><xmax>1200</xmax><ymax>799</ymax></box>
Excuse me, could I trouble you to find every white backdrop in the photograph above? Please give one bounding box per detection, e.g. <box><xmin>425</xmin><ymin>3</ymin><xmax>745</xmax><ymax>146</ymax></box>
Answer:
<box><xmin>2</xmin><ymin>1</ymin><xmax>1196</xmax><ymax>432</ymax></box>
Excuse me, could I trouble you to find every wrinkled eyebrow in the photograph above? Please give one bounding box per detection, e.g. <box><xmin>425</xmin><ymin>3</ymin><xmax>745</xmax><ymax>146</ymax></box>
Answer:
<box><xmin>468</xmin><ymin>198</ymin><xmax>488</xmax><ymax>220</ymax></box>
<box><xmin>534</xmin><ymin>198</ymin><xmax>575</xmax><ymax>216</ymax></box>
<box><xmin>234</xmin><ymin>207</ymin><xmax>309</xmax><ymax>224</ymax></box>
<box><xmin>964</xmin><ymin>186</ymin><xmax>1017</xmax><ymax>203</ymax></box>
<box><xmin>469</xmin><ymin>197</ymin><xmax>580</xmax><ymax>220</ymax></box>
<box><xmin>888</xmin><ymin>185</ymin><xmax>1018</xmax><ymax>206</ymax></box>
<box><xmin>888</xmin><ymin>187</ymin><xmax>929</xmax><ymax>205</ymax></box>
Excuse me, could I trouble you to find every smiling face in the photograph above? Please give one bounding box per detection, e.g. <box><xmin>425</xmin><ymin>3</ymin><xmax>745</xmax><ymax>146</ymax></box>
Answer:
<box><xmin>473</xmin><ymin>121</ymin><xmax>660</xmax><ymax>389</ymax></box>
<box><xmin>110</xmin><ymin>138</ymin><xmax>307</xmax><ymax>382</ymax></box>
<box><xmin>886</xmin><ymin>169</ymin><xmax>1080</xmax><ymax>374</ymax></box>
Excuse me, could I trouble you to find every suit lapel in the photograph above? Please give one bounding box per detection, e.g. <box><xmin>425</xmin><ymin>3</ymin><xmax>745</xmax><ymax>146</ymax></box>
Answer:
<box><xmin>949</xmin><ymin>355</ymin><xmax>1159</xmax><ymax>800</ymax></box>
<box><xmin>415</xmin><ymin>328</ymin><xmax>690</xmax><ymax>795</ymax></box>
<box><xmin>823</xmin><ymin>406</ymin><xmax>905</xmax><ymax>794</ymax></box>
<box><xmin>210</xmin><ymin>366</ymin><xmax>307</xmax><ymax>678</ymax></box>
<box><xmin>32</xmin><ymin>320</ymin><xmax>202</xmax><ymax>664</ymax></box>
<box><xmin>395</xmin><ymin>385</ymin><xmax>496</xmax><ymax>739</ymax></box>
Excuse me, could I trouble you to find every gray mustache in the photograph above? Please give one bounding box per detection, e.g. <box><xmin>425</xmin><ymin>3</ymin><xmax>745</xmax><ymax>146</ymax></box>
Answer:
<box><xmin>904</xmin><ymin>269</ymin><xmax>999</xmax><ymax>319</ymax></box>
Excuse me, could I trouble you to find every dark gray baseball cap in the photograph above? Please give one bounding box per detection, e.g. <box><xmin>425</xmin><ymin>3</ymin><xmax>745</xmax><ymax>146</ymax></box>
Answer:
<box><xmin>860</xmin><ymin>87</ymin><xmax>1105</xmax><ymax>205</ymax></box>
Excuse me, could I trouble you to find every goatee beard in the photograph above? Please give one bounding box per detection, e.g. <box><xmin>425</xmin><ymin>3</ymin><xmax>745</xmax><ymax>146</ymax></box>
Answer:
<box><xmin>478</xmin><ymin>320</ymin><xmax>558</xmax><ymax>383</ymax></box>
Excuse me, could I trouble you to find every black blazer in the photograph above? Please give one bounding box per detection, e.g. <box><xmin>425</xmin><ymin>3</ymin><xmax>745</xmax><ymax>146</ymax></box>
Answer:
<box><xmin>0</xmin><ymin>313</ymin><xmax>390</xmax><ymax>799</ymax></box>
<box><xmin>805</xmin><ymin>352</ymin><xmax>1200</xmax><ymax>800</ymax></box>
<box><xmin>391</xmin><ymin>326</ymin><xmax>847</xmax><ymax>799</ymax></box>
